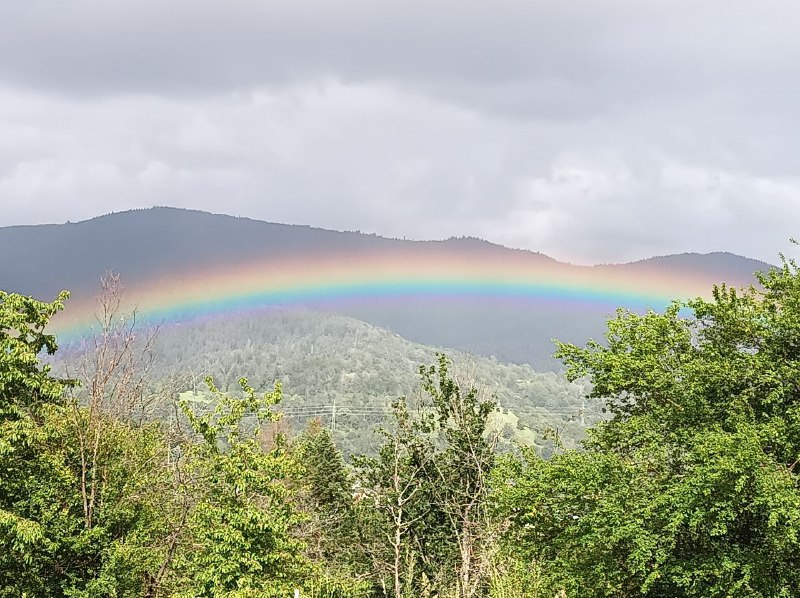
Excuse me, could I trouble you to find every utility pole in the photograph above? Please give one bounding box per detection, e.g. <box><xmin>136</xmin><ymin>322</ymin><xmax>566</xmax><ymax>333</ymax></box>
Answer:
<box><xmin>331</xmin><ymin>395</ymin><xmax>337</xmax><ymax>433</ymax></box>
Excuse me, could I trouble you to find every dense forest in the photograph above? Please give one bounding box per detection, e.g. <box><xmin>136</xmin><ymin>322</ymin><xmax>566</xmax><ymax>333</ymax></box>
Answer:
<box><xmin>53</xmin><ymin>308</ymin><xmax>597</xmax><ymax>457</ymax></box>
<box><xmin>4</xmin><ymin>253</ymin><xmax>800</xmax><ymax>596</ymax></box>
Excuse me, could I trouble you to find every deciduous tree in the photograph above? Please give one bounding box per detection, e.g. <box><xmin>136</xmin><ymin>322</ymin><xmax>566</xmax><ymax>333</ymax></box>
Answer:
<box><xmin>174</xmin><ymin>377</ymin><xmax>309</xmax><ymax>597</ymax></box>
<box><xmin>356</xmin><ymin>354</ymin><xmax>498</xmax><ymax>597</ymax></box>
<box><xmin>495</xmin><ymin>252</ymin><xmax>800</xmax><ymax>597</ymax></box>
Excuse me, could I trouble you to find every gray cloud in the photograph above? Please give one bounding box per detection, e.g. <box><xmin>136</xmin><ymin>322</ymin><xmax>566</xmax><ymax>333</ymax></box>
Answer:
<box><xmin>1</xmin><ymin>0</ymin><xmax>799</xmax><ymax>264</ymax></box>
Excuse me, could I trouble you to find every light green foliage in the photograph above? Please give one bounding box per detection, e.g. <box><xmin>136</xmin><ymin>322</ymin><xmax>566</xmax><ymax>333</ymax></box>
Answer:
<box><xmin>0</xmin><ymin>291</ymin><xmax>70</xmax><ymax>594</ymax></box>
<box><xmin>486</xmin><ymin>555</ymin><xmax>546</xmax><ymax>598</ymax></box>
<box><xmin>0</xmin><ymin>290</ymin><xmax>317</xmax><ymax>597</ymax></box>
<box><xmin>57</xmin><ymin>418</ymin><xmax>171</xmax><ymax>598</ymax></box>
<box><xmin>495</xmin><ymin>253</ymin><xmax>800</xmax><ymax>597</ymax></box>
<box><xmin>174</xmin><ymin>376</ymin><xmax>309</xmax><ymax>597</ymax></box>
<box><xmin>0</xmin><ymin>289</ymin><xmax>70</xmax><ymax>410</ymax></box>
<box><xmin>0</xmin><ymin>291</ymin><xmax>169</xmax><ymax>597</ymax></box>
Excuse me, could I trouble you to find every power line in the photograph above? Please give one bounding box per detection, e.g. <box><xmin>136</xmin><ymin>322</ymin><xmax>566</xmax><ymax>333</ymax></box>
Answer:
<box><xmin>276</xmin><ymin>404</ymin><xmax>603</xmax><ymax>420</ymax></box>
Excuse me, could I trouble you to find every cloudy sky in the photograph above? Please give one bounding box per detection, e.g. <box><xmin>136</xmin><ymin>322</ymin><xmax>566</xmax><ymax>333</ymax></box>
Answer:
<box><xmin>1</xmin><ymin>0</ymin><xmax>799</xmax><ymax>264</ymax></box>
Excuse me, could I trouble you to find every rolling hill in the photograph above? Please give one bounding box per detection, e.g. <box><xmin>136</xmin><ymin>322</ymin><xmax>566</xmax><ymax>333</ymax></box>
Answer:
<box><xmin>50</xmin><ymin>308</ymin><xmax>597</xmax><ymax>456</ymax></box>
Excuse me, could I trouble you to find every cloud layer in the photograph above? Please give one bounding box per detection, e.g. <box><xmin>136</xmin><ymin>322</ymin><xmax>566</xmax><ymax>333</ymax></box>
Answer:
<box><xmin>1</xmin><ymin>0</ymin><xmax>799</xmax><ymax>263</ymax></box>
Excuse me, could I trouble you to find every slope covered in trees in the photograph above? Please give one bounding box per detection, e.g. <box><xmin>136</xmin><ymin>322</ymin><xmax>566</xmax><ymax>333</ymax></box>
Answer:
<box><xmin>54</xmin><ymin>308</ymin><xmax>596</xmax><ymax>456</ymax></box>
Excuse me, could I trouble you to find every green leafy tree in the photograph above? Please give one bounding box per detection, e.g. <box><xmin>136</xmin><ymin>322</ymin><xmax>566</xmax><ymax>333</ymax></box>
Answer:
<box><xmin>0</xmin><ymin>290</ymin><xmax>69</xmax><ymax>410</ymax></box>
<box><xmin>420</xmin><ymin>355</ymin><xmax>498</xmax><ymax>598</ymax></box>
<box><xmin>495</xmin><ymin>253</ymin><xmax>800</xmax><ymax>597</ymax></box>
<box><xmin>356</xmin><ymin>354</ymin><xmax>498</xmax><ymax>597</ymax></box>
<box><xmin>355</xmin><ymin>397</ymin><xmax>437</xmax><ymax>597</ymax></box>
<box><xmin>0</xmin><ymin>289</ymin><xmax>176</xmax><ymax>597</ymax></box>
<box><xmin>0</xmin><ymin>290</ymin><xmax>72</xmax><ymax>594</ymax></box>
<box><xmin>174</xmin><ymin>376</ymin><xmax>309</xmax><ymax>597</ymax></box>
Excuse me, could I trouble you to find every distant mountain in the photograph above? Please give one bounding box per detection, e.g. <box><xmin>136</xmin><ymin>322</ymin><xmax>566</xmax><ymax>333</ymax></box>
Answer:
<box><xmin>0</xmin><ymin>207</ymin><xmax>397</xmax><ymax>299</ymax></box>
<box><xmin>595</xmin><ymin>251</ymin><xmax>770</xmax><ymax>284</ymax></box>
<box><xmin>1</xmin><ymin>207</ymin><xmax>774</xmax><ymax>368</ymax></box>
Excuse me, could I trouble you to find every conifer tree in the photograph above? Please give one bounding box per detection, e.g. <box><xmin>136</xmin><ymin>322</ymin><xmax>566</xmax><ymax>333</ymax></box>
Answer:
<box><xmin>295</xmin><ymin>419</ymin><xmax>355</xmax><ymax>558</ymax></box>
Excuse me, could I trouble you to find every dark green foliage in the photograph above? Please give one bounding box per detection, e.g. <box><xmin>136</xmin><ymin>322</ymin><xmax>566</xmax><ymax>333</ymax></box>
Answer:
<box><xmin>297</xmin><ymin>420</ymin><xmax>348</xmax><ymax>501</ymax></box>
<box><xmin>295</xmin><ymin>419</ymin><xmax>355</xmax><ymax>542</ymax></box>
<box><xmin>292</xmin><ymin>420</ymin><xmax>374</xmax><ymax>596</ymax></box>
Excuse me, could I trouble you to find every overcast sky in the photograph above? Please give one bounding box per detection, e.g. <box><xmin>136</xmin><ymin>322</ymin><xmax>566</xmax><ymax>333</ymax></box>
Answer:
<box><xmin>1</xmin><ymin>0</ymin><xmax>799</xmax><ymax>264</ymax></box>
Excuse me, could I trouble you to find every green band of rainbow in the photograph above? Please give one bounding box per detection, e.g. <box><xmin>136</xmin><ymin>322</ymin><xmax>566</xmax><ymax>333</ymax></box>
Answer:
<box><xmin>48</xmin><ymin>248</ymin><xmax>719</xmax><ymax>341</ymax></box>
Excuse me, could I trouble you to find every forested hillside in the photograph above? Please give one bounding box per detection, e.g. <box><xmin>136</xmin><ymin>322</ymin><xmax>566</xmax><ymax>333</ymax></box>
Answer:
<box><xmin>54</xmin><ymin>308</ymin><xmax>596</xmax><ymax>456</ymax></box>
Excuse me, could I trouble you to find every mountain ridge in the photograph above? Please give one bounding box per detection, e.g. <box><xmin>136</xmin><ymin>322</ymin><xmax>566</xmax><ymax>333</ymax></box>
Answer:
<box><xmin>0</xmin><ymin>207</ymin><xmax>774</xmax><ymax>368</ymax></box>
<box><xmin>1</xmin><ymin>205</ymin><xmax>769</xmax><ymax>268</ymax></box>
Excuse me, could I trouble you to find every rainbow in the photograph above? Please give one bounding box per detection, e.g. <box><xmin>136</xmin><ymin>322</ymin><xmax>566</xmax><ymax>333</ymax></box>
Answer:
<box><xmin>47</xmin><ymin>245</ymin><xmax>727</xmax><ymax>341</ymax></box>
